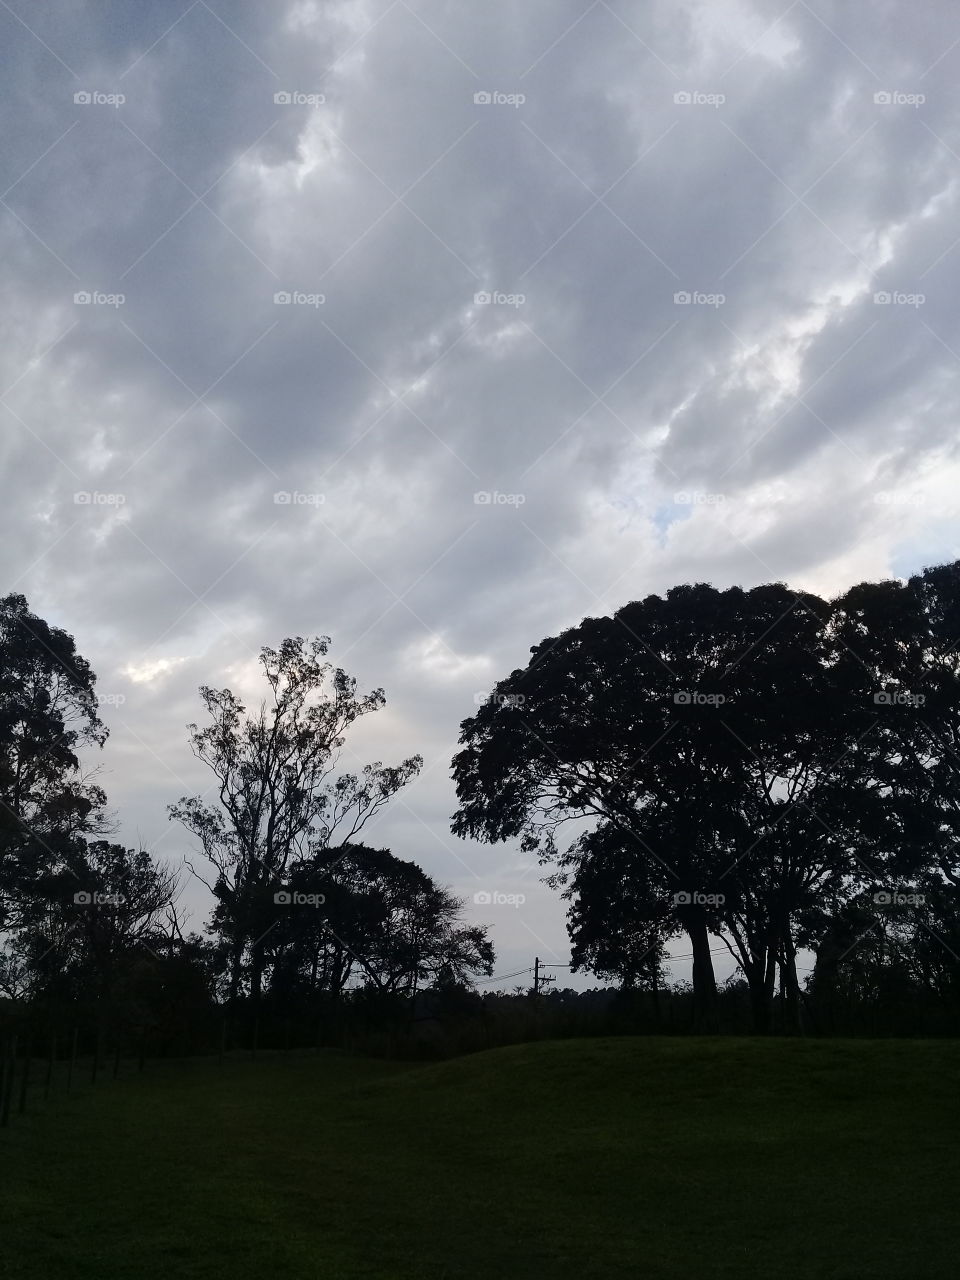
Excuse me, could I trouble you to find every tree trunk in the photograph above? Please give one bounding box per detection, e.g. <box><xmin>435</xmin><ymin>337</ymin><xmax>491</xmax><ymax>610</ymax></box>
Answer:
<box><xmin>780</xmin><ymin>930</ymin><xmax>804</xmax><ymax>1035</ymax></box>
<box><xmin>222</xmin><ymin>935</ymin><xmax>245</xmax><ymax>1054</ymax></box>
<box><xmin>250</xmin><ymin>943</ymin><xmax>264</xmax><ymax>1011</ymax></box>
<box><xmin>748</xmin><ymin>962</ymin><xmax>772</xmax><ymax>1034</ymax></box>
<box><xmin>227</xmin><ymin>939</ymin><xmax>244</xmax><ymax>1021</ymax></box>
<box><xmin>688</xmin><ymin>914</ymin><xmax>719</xmax><ymax>1033</ymax></box>
<box><xmin>764</xmin><ymin>936</ymin><xmax>778</xmax><ymax>1030</ymax></box>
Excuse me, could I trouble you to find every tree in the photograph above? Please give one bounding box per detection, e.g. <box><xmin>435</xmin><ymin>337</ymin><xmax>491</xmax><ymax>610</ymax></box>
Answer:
<box><xmin>451</xmin><ymin>585</ymin><xmax>745</xmax><ymax>1029</ymax></box>
<box><xmin>1</xmin><ymin>841</ymin><xmax>179</xmax><ymax>1011</ymax></box>
<box><xmin>561</xmin><ymin>820</ymin><xmax>675</xmax><ymax>999</ymax></box>
<box><xmin>451</xmin><ymin>581</ymin><xmax>888</xmax><ymax>1032</ymax></box>
<box><xmin>0</xmin><ymin>594</ymin><xmax>108</xmax><ymax>986</ymax></box>
<box><xmin>269</xmin><ymin>844</ymin><xmax>494</xmax><ymax>999</ymax></box>
<box><xmin>832</xmin><ymin>564</ymin><xmax>960</xmax><ymax>888</ymax></box>
<box><xmin>169</xmin><ymin>637</ymin><xmax>422</xmax><ymax>1021</ymax></box>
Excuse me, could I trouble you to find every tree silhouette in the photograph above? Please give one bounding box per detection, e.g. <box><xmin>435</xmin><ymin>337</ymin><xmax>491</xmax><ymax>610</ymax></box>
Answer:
<box><xmin>169</xmin><ymin>636</ymin><xmax>422</xmax><ymax>1023</ymax></box>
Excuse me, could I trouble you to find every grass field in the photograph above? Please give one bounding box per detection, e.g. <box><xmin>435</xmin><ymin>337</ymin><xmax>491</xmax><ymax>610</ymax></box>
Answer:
<box><xmin>2</xmin><ymin>1036</ymin><xmax>959</xmax><ymax>1278</ymax></box>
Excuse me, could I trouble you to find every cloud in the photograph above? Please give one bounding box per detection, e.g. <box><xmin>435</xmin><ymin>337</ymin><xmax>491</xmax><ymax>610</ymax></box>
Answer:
<box><xmin>3</xmin><ymin>0</ymin><xmax>960</xmax><ymax>983</ymax></box>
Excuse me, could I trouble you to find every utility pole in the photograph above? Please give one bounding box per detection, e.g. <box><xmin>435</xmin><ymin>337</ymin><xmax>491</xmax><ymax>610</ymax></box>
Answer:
<box><xmin>533</xmin><ymin>957</ymin><xmax>556</xmax><ymax>998</ymax></box>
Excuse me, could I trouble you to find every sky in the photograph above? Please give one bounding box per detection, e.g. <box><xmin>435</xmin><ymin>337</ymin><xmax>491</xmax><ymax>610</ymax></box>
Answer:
<box><xmin>2</xmin><ymin>0</ymin><xmax>959</xmax><ymax>990</ymax></box>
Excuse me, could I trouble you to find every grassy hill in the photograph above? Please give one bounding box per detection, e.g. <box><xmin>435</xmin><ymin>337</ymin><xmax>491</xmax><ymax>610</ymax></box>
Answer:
<box><xmin>2</xmin><ymin>1036</ymin><xmax>959</xmax><ymax>1278</ymax></box>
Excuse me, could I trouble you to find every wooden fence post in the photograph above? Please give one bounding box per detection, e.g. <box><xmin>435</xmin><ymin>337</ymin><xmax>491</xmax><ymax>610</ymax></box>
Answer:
<box><xmin>90</xmin><ymin>1025</ymin><xmax>102</xmax><ymax>1086</ymax></box>
<box><xmin>67</xmin><ymin>1027</ymin><xmax>78</xmax><ymax>1093</ymax></box>
<box><xmin>45</xmin><ymin>1031</ymin><xmax>57</xmax><ymax>1100</ymax></box>
<box><xmin>17</xmin><ymin>1036</ymin><xmax>33</xmax><ymax>1115</ymax></box>
<box><xmin>1</xmin><ymin>1035</ymin><xmax>18</xmax><ymax>1127</ymax></box>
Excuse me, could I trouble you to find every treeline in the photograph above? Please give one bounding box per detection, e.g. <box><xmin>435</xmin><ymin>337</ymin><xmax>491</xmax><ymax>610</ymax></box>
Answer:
<box><xmin>4</xmin><ymin>560</ymin><xmax>960</xmax><ymax>1059</ymax></box>
<box><xmin>452</xmin><ymin>560</ymin><xmax>960</xmax><ymax>1035</ymax></box>
<box><xmin>0</xmin><ymin>602</ymin><xmax>491</xmax><ymax>1059</ymax></box>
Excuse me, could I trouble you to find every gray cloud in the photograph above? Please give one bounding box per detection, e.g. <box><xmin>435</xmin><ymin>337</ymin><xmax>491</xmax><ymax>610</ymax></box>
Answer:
<box><xmin>3</xmin><ymin>0</ymin><xmax>960</xmax><ymax>986</ymax></box>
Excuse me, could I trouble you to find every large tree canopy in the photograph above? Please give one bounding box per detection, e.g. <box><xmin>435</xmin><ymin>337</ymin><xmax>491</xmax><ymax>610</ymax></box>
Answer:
<box><xmin>451</xmin><ymin>575</ymin><xmax>951</xmax><ymax>1031</ymax></box>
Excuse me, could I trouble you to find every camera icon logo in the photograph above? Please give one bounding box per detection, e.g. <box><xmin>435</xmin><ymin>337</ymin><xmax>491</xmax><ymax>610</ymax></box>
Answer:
<box><xmin>674</xmin><ymin>91</ymin><xmax>692</xmax><ymax>104</ymax></box>
<box><xmin>274</xmin><ymin>92</ymin><xmax>292</xmax><ymax>104</ymax></box>
<box><xmin>273</xmin><ymin>491</ymin><xmax>292</xmax><ymax>504</ymax></box>
<box><xmin>274</xmin><ymin>291</ymin><xmax>291</xmax><ymax>304</ymax></box>
<box><xmin>474</xmin><ymin>291</ymin><xmax>491</xmax><ymax>305</ymax></box>
<box><xmin>73</xmin><ymin>891</ymin><xmax>92</xmax><ymax>904</ymax></box>
<box><xmin>473</xmin><ymin>890</ymin><xmax>492</xmax><ymax>905</ymax></box>
<box><xmin>74</xmin><ymin>91</ymin><xmax>92</xmax><ymax>104</ymax></box>
<box><xmin>674</xmin><ymin>291</ymin><xmax>691</xmax><ymax>304</ymax></box>
<box><xmin>474</xmin><ymin>91</ymin><xmax>492</xmax><ymax>105</ymax></box>
<box><xmin>874</xmin><ymin>91</ymin><xmax>892</xmax><ymax>105</ymax></box>
<box><xmin>274</xmin><ymin>890</ymin><xmax>292</xmax><ymax>904</ymax></box>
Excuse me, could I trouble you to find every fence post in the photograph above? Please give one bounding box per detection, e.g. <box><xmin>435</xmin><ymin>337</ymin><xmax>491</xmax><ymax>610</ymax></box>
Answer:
<box><xmin>1</xmin><ymin>1035</ymin><xmax>18</xmax><ymax>1127</ymax></box>
<box><xmin>67</xmin><ymin>1027</ymin><xmax>78</xmax><ymax>1093</ymax></box>
<box><xmin>90</xmin><ymin>1025</ymin><xmax>102</xmax><ymax>1086</ymax></box>
<box><xmin>45</xmin><ymin>1031</ymin><xmax>57</xmax><ymax>1100</ymax></box>
<box><xmin>17</xmin><ymin>1036</ymin><xmax>33</xmax><ymax>1115</ymax></box>
<box><xmin>0</xmin><ymin>1037</ymin><xmax>11</xmax><ymax>1128</ymax></box>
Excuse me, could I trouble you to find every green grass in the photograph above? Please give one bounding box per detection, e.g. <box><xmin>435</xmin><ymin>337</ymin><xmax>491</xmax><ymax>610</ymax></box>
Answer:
<box><xmin>3</xmin><ymin>1036</ymin><xmax>959</xmax><ymax>1278</ymax></box>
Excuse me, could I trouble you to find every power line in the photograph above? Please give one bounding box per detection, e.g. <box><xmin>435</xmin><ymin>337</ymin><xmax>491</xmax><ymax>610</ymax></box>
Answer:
<box><xmin>474</xmin><ymin>966</ymin><xmax>533</xmax><ymax>986</ymax></box>
<box><xmin>540</xmin><ymin>947</ymin><xmax>732</xmax><ymax>968</ymax></box>
<box><xmin>480</xmin><ymin>945</ymin><xmax>816</xmax><ymax>994</ymax></box>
